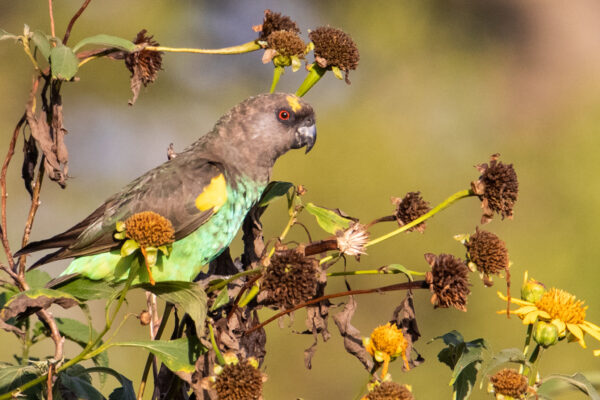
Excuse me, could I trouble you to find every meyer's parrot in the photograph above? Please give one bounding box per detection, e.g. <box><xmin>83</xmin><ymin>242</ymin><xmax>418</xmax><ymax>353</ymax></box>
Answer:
<box><xmin>15</xmin><ymin>93</ymin><xmax>316</xmax><ymax>284</ymax></box>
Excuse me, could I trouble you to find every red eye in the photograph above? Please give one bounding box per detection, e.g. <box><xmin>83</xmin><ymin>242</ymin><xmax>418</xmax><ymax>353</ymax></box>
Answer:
<box><xmin>278</xmin><ymin>110</ymin><xmax>290</xmax><ymax>121</ymax></box>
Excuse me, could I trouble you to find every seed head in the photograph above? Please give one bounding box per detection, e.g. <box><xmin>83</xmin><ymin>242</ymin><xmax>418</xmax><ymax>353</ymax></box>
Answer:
<box><xmin>337</xmin><ymin>222</ymin><xmax>369</xmax><ymax>257</ymax></box>
<box><xmin>214</xmin><ymin>359</ymin><xmax>263</xmax><ymax>400</ymax></box>
<box><xmin>261</xmin><ymin>250</ymin><xmax>320</xmax><ymax>310</ymax></box>
<box><xmin>366</xmin><ymin>382</ymin><xmax>414</xmax><ymax>400</ymax></box>
<box><xmin>309</xmin><ymin>26</ymin><xmax>359</xmax><ymax>83</ymax></box>
<box><xmin>465</xmin><ymin>228</ymin><xmax>509</xmax><ymax>286</ymax></box>
<box><xmin>471</xmin><ymin>154</ymin><xmax>519</xmax><ymax>224</ymax></box>
<box><xmin>124</xmin><ymin>211</ymin><xmax>175</xmax><ymax>248</ymax></box>
<box><xmin>255</xmin><ymin>9</ymin><xmax>300</xmax><ymax>41</ymax></box>
<box><xmin>489</xmin><ymin>368</ymin><xmax>528</xmax><ymax>398</ymax></box>
<box><xmin>425</xmin><ymin>253</ymin><xmax>471</xmax><ymax>311</ymax></box>
<box><xmin>266</xmin><ymin>30</ymin><xmax>306</xmax><ymax>57</ymax></box>
<box><xmin>392</xmin><ymin>192</ymin><xmax>431</xmax><ymax>233</ymax></box>
<box><xmin>125</xmin><ymin>30</ymin><xmax>163</xmax><ymax>105</ymax></box>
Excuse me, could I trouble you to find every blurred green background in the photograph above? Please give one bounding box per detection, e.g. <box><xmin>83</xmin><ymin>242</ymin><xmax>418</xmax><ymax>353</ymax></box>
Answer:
<box><xmin>2</xmin><ymin>1</ymin><xmax>600</xmax><ymax>398</ymax></box>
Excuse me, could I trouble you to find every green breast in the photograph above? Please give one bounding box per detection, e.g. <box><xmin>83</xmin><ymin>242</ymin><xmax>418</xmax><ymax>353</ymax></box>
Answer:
<box><xmin>62</xmin><ymin>177</ymin><xmax>266</xmax><ymax>283</ymax></box>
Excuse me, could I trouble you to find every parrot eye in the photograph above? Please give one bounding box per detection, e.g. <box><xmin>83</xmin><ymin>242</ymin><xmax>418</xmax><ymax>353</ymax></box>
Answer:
<box><xmin>278</xmin><ymin>109</ymin><xmax>290</xmax><ymax>121</ymax></box>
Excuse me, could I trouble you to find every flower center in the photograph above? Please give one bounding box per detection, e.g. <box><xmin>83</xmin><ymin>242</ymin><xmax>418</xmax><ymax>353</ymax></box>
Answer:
<box><xmin>371</xmin><ymin>323</ymin><xmax>406</xmax><ymax>355</ymax></box>
<box><xmin>535</xmin><ymin>288</ymin><xmax>586</xmax><ymax>324</ymax></box>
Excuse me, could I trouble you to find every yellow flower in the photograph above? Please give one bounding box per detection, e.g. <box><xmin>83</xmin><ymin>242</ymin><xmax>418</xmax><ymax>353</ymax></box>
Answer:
<box><xmin>498</xmin><ymin>273</ymin><xmax>600</xmax><ymax>353</ymax></box>
<box><xmin>363</xmin><ymin>323</ymin><xmax>409</xmax><ymax>378</ymax></box>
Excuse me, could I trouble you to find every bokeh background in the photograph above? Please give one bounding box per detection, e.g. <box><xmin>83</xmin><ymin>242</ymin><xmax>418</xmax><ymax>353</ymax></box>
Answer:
<box><xmin>1</xmin><ymin>1</ymin><xmax>600</xmax><ymax>398</ymax></box>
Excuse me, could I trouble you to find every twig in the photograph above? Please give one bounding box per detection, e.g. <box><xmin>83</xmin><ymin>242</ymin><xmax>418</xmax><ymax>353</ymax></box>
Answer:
<box><xmin>63</xmin><ymin>0</ymin><xmax>93</xmax><ymax>45</ymax></box>
<box><xmin>48</xmin><ymin>0</ymin><xmax>56</xmax><ymax>37</ymax></box>
<box><xmin>19</xmin><ymin>160</ymin><xmax>45</xmax><ymax>276</ymax></box>
<box><xmin>246</xmin><ymin>280</ymin><xmax>428</xmax><ymax>334</ymax></box>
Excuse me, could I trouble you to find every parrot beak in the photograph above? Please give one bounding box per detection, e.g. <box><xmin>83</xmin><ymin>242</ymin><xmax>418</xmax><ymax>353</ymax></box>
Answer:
<box><xmin>295</xmin><ymin>123</ymin><xmax>317</xmax><ymax>153</ymax></box>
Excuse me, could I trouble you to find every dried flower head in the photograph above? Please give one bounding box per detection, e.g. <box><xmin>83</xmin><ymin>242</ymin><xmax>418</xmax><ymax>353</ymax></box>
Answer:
<box><xmin>209</xmin><ymin>354</ymin><xmax>264</xmax><ymax>400</ymax></box>
<box><xmin>336</xmin><ymin>222</ymin><xmax>369</xmax><ymax>257</ymax></box>
<box><xmin>489</xmin><ymin>369</ymin><xmax>528</xmax><ymax>398</ymax></box>
<box><xmin>267</xmin><ymin>30</ymin><xmax>306</xmax><ymax>57</ymax></box>
<box><xmin>365</xmin><ymin>381</ymin><xmax>414</xmax><ymax>400</ymax></box>
<box><xmin>425</xmin><ymin>253</ymin><xmax>471</xmax><ymax>311</ymax></box>
<box><xmin>465</xmin><ymin>228</ymin><xmax>509</xmax><ymax>286</ymax></box>
<box><xmin>471</xmin><ymin>154</ymin><xmax>519</xmax><ymax>224</ymax></box>
<box><xmin>124</xmin><ymin>211</ymin><xmax>175</xmax><ymax>248</ymax></box>
<box><xmin>309</xmin><ymin>26</ymin><xmax>359</xmax><ymax>83</ymax></box>
<box><xmin>392</xmin><ymin>192</ymin><xmax>431</xmax><ymax>233</ymax></box>
<box><xmin>261</xmin><ymin>250</ymin><xmax>320</xmax><ymax>309</ymax></box>
<box><xmin>126</xmin><ymin>30</ymin><xmax>163</xmax><ymax>105</ymax></box>
<box><xmin>138</xmin><ymin>310</ymin><xmax>151</xmax><ymax>326</ymax></box>
<box><xmin>254</xmin><ymin>9</ymin><xmax>300</xmax><ymax>41</ymax></box>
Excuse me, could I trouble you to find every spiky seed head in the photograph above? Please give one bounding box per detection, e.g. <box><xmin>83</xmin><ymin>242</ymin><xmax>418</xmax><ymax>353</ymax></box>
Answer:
<box><xmin>471</xmin><ymin>154</ymin><xmax>519</xmax><ymax>224</ymax></box>
<box><xmin>261</xmin><ymin>250</ymin><xmax>320</xmax><ymax>310</ymax></box>
<box><xmin>489</xmin><ymin>369</ymin><xmax>528</xmax><ymax>398</ymax></box>
<box><xmin>214</xmin><ymin>359</ymin><xmax>263</xmax><ymax>400</ymax></box>
<box><xmin>255</xmin><ymin>9</ymin><xmax>300</xmax><ymax>41</ymax></box>
<box><xmin>124</xmin><ymin>211</ymin><xmax>175</xmax><ymax>248</ymax></box>
<box><xmin>366</xmin><ymin>381</ymin><xmax>414</xmax><ymax>400</ymax></box>
<box><xmin>392</xmin><ymin>192</ymin><xmax>431</xmax><ymax>233</ymax></box>
<box><xmin>425</xmin><ymin>253</ymin><xmax>471</xmax><ymax>311</ymax></box>
<box><xmin>465</xmin><ymin>228</ymin><xmax>509</xmax><ymax>285</ymax></box>
<box><xmin>267</xmin><ymin>30</ymin><xmax>306</xmax><ymax>57</ymax></box>
<box><xmin>126</xmin><ymin>29</ymin><xmax>163</xmax><ymax>86</ymax></box>
<box><xmin>309</xmin><ymin>26</ymin><xmax>359</xmax><ymax>82</ymax></box>
<box><xmin>336</xmin><ymin>222</ymin><xmax>369</xmax><ymax>257</ymax></box>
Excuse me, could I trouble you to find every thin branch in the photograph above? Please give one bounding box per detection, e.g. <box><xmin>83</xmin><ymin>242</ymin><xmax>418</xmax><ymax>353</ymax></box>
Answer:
<box><xmin>62</xmin><ymin>0</ymin><xmax>93</xmax><ymax>45</ymax></box>
<box><xmin>246</xmin><ymin>280</ymin><xmax>428</xmax><ymax>334</ymax></box>
<box><xmin>19</xmin><ymin>160</ymin><xmax>45</xmax><ymax>276</ymax></box>
<box><xmin>48</xmin><ymin>0</ymin><xmax>56</xmax><ymax>37</ymax></box>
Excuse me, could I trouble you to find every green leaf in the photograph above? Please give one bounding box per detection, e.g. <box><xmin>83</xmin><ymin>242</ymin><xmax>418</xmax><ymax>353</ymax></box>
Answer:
<box><xmin>85</xmin><ymin>367</ymin><xmax>135</xmax><ymax>400</ymax></box>
<box><xmin>481</xmin><ymin>348</ymin><xmax>528</xmax><ymax>381</ymax></box>
<box><xmin>1</xmin><ymin>288</ymin><xmax>80</xmax><ymax>320</ymax></box>
<box><xmin>72</xmin><ymin>34</ymin><xmax>136</xmax><ymax>53</ymax></box>
<box><xmin>538</xmin><ymin>373</ymin><xmax>600</xmax><ymax>400</ymax></box>
<box><xmin>120</xmin><ymin>239</ymin><xmax>139</xmax><ymax>257</ymax></box>
<box><xmin>386</xmin><ymin>264</ymin><xmax>414</xmax><ymax>281</ymax></box>
<box><xmin>432</xmin><ymin>331</ymin><xmax>488</xmax><ymax>400</ymax></box>
<box><xmin>51</xmin><ymin>277</ymin><xmax>119</xmax><ymax>301</ymax></box>
<box><xmin>305</xmin><ymin>202</ymin><xmax>353</xmax><ymax>234</ymax></box>
<box><xmin>258</xmin><ymin>181</ymin><xmax>293</xmax><ymax>207</ymax></box>
<box><xmin>50</xmin><ymin>44</ymin><xmax>79</xmax><ymax>80</ymax></box>
<box><xmin>56</xmin><ymin>365</ymin><xmax>103</xmax><ymax>400</ymax></box>
<box><xmin>139</xmin><ymin>281</ymin><xmax>207</xmax><ymax>334</ymax></box>
<box><xmin>31</xmin><ymin>31</ymin><xmax>51</xmax><ymax>60</ymax></box>
<box><xmin>109</xmin><ymin>337</ymin><xmax>205</xmax><ymax>373</ymax></box>
<box><xmin>52</xmin><ymin>318</ymin><xmax>109</xmax><ymax>374</ymax></box>
<box><xmin>25</xmin><ymin>270</ymin><xmax>51</xmax><ymax>289</ymax></box>
<box><xmin>0</xmin><ymin>364</ymin><xmax>44</xmax><ymax>397</ymax></box>
<box><xmin>0</xmin><ymin>29</ymin><xmax>18</xmax><ymax>41</ymax></box>
<box><xmin>210</xmin><ymin>287</ymin><xmax>230</xmax><ymax>311</ymax></box>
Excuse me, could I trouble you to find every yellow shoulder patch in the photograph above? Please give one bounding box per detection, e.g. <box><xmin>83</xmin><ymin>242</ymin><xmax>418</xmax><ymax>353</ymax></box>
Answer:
<box><xmin>286</xmin><ymin>95</ymin><xmax>302</xmax><ymax>112</ymax></box>
<box><xmin>195</xmin><ymin>174</ymin><xmax>228</xmax><ymax>212</ymax></box>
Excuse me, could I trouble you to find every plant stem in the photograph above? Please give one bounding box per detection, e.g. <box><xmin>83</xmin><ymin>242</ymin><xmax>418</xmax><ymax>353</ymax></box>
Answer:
<box><xmin>206</xmin><ymin>267</ymin><xmax>262</xmax><ymax>293</ymax></box>
<box><xmin>144</xmin><ymin>41</ymin><xmax>261</xmax><ymax>55</ymax></box>
<box><xmin>209</xmin><ymin>323</ymin><xmax>225</xmax><ymax>365</ymax></box>
<box><xmin>519</xmin><ymin>324</ymin><xmax>534</xmax><ymax>374</ymax></box>
<box><xmin>327</xmin><ymin>269</ymin><xmax>425</xmax><ymax>278</ymax></box>
<box><xmin>48</xmin><ymin>0</ymin><xmax>56</xmax><ymax>37</ymax></box>
<box><xmin>296</xmin><ymin>65</ymin><xmax>326</xmax><ymax>97</ymax></box>
<box><xmin>269</xmin><ymin>66</ymin><xmax>284</xmax><ymax>93</ymax></box>
<box><xmin>63</xmin><ymin>0</ymin><xmax>92</xmax><ymax>44</ymax></box>
<box><xmin>319</xmin><ymin>189</ymin><xmax>474</xmax><ymax>265</ymax></box>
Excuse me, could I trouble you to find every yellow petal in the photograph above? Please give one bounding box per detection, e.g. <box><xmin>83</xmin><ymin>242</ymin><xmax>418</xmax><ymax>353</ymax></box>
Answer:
<box><xmin>567</xmin><ymin>323</ymin><xmax>586</xmax><ymax>348</ymax></box>
<box><xmin>513</xmin><ymin>305</ymin><xmax>539</xmax><ymax>315</ymax></box>
<box><xmin>582</xmin><ymin>320</ymin><xmax>600</xmax><ymax>332</ymax></box>
<box><xmin>581</xmin><ymin>323</ymin><xmax>600</xmax><ymax>342</ymax></box>
<box><xmin>522</xmin><ymin>311</ymin><xmax>540</xmax><ymax>325</ymax></box>
<box><xmin>593</xmin><ymin>349</ymin><xmax>600</xmax><ymax>356</ymax></box>
<box><xmin>497</xmin><ymin>291</ymin><xmax>532</xmax><ymax>307</ymax></box>
<box><xmin>552</xmin><ymin>319</ymin><xmax>566</xmax><ymax>336</ymax></box>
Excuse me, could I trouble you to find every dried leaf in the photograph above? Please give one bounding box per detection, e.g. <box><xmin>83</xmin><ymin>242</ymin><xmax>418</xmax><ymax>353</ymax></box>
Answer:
<box><xmin>0</xmin><ymin>318</ymin><xmax>25</xmax><ymax>338</ymax></box>
<box><xmin>391</xmin><ymin>291</ymin><xmax>424</xmax><ymax>370</ymax></box>
<box><xmin>302</xmin><ymin>299</ymin><xmax>332</xmax><ymax>369</ymax></box>
<box><xmin>332</xmin><ymin>296</ymin><xmax>374</xmax><ymax>371</ymax></box>
<box><xmin>241</xmin><ymin>205</ymin><xmax>267</xmax><ymax>268</ymax></box>
<box><xmin>1</xmin><ymin>288</ymin><xmax>79</xmax><ymax>320</ymax></box>
<box><xmin>21</xmin><ymin>133</ymin><xmax>38</xmax><ymax>197</ymax></box>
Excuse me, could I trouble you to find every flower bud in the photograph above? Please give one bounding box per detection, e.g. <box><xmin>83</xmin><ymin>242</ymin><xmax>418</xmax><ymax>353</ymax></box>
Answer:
<box><xmin>521</xmin><ymin>278</ymin><xmax>545</xmax><ymax>303</ymax></box>
<box><xmin>534</xmin><ymin>321</ymin><xmax>558</xmax><ymax>348</ymax></box>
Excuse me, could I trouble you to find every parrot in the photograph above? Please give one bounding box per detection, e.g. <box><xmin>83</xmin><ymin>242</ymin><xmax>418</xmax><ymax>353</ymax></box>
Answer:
<box><xmin>15</xmin><ymin>92</ymin><xmax>316</xmax><ymax>284</ymax></box>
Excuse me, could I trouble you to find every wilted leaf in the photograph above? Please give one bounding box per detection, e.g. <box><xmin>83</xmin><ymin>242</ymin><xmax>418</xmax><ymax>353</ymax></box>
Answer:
<box><xmin>305</xmin><ymin>202</ymin><xmax>353</xmax><ymax>234</ymax></box>
<box><xmin>72</xmin><ymin>34</ymin><xmax>136</xmax><ymax>53</ymax></box>
<box><xmin>50</xmin><ymin>44</ymin><xmax>79</xmax><ymax>80</ymax></box>
<box><xmin>258</xmin><ymin>181</ymin><xmax>293</xmax><ymax>207</ymax></box>
<box><xmin>391</xmin><ymin>291</ymin><xmax>424</xmax><ymax>370</ymax></box>
<box><xmin>0</xmin><ymin>363</ymin><xmax>44</xmax><ymax>397</ymax></box>
<box><xmin>21</xmin><ymin>132</ymin><xmax>38</xmax><ymax>196</ymax></box>
<box><xmin>49</xmin><ymin>276</ymin><xmax>118</xmax><ymax>301</ymax></box>
<box><xmin>302</xmin><ymin>300</ymin><xmax>332</xmax><ymax>369</ymax></box>
<box><xmin>538</xmin><ymin>373</ymin><xmax>600</xmax><ymax>400</ymax></box>
<box><xmin>31</xmin><ymin>31</ymin><xmax>51</xmax><ymax>60</ymax></box>
<box><xmin>85</xmin><ymin>367</ymin><xmax>135</xmax><ymax>400</ymax></box>
<box><xmin>139</xmin><ymin>281</ymin><xmax>207</xmax><ymax>335</ymax></box>
<box><xmin>109</xmin><ymin>337</ymin><xmax>205</xmax><ymax>373</ymax></box>
<box><xmin>332</xmin><ymin>296</ymin><xmax>373</xmax><ymax>371</ymax></box>
<box><xmin>0</xmin><ymin>318</ymin><xmax>25</xmax><ymax>337</ymax></box>
<box><xmin>1</xmin><ymin>288</ymin><xmax>79</xmax><ymax>320</ymax></box>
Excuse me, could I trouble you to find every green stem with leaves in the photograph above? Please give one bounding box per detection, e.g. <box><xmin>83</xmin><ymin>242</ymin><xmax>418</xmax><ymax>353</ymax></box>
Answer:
<box><xmin>0</xmin><ymin>269</ymin><xmax>137</xmax><ymax>400</ymax></box>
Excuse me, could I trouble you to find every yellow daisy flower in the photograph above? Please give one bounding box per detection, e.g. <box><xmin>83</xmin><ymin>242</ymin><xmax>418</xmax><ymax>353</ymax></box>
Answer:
<box><xmin>363</xmin><ymin>323</ymin><xmax>410</xmax><ymax>378</ymax></box>
<box><xmin>498</xmin><ymin>273</ymin><xmax>600</xmax><ymax>352</ymax></box>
